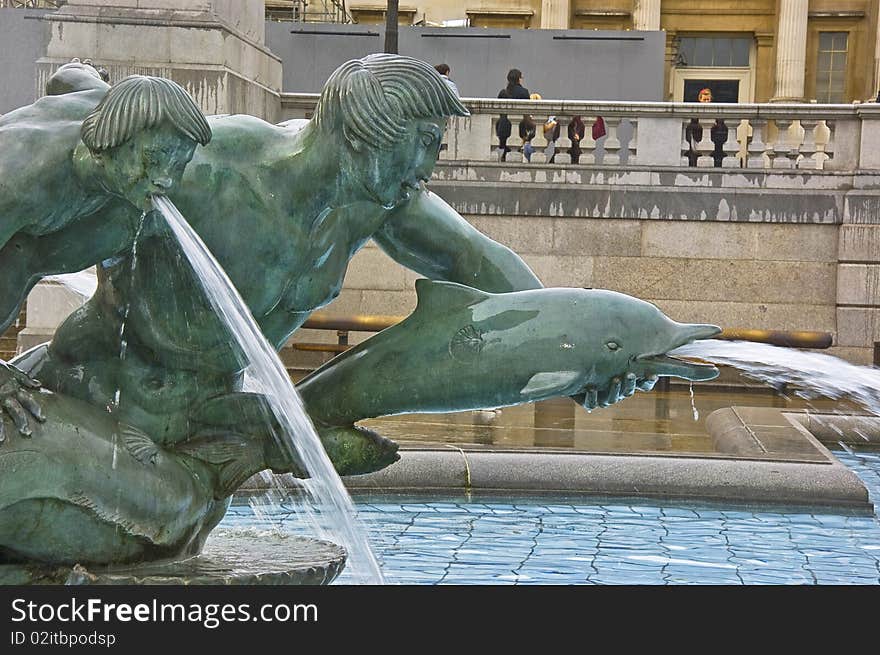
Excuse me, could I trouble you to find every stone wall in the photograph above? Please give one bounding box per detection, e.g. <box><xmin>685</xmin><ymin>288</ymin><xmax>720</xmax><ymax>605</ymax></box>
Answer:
<box><xmin>0</xmin><ymin>8</ymin><xmax>51</xmax><ymax>114</ymax></box>
<box><xmin>35</xmin><ymin>0</ymin><xmax>282</xmax><ymax>121</ymax></box>
<box><xmin>298</xmin><ymin>161</ymin><xmax>871</xmax><ymax>367</ymax></box>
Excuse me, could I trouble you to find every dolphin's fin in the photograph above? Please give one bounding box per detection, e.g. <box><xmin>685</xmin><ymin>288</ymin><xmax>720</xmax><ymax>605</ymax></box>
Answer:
<box><xmin>174</xmin><ymin>432</ymin><xmax>264</xmax><ymax>499</ymax></box>
<box><xmin>414</xmin><ymin>279</ymin><xmax>490</xmax><ymax>314</ymax></box>
<box><xmin>520</xmin><ymin>371</ymin><xmax>582</xmax><ymax>397</ymax></box>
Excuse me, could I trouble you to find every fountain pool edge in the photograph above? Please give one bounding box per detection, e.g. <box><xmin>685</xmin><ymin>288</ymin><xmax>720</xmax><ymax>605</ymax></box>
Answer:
<box><xmin>242</xmin><ymin>446</ymin><xmax>871</xmax><ymax>512</ymax></box>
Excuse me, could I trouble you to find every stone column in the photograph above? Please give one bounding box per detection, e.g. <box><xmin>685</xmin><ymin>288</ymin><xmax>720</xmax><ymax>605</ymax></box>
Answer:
<box><xmin>632</xmin><ymin>0</ymin><xmax>661</xmax><ymax>31</ymax></box>
<box><xmin>873</xmin><ymin>11</ymin><xmax>880</xmax><ymax>97</ymax></box>
<box><xmin>540</xmin><ymin>0</ymin><xmax>570</xmax><ymax>29</ymax></box>
<box><xmin>772</xmin><ymin>0</ymin><xmax>809</xmax><ymax>101</ymax></box>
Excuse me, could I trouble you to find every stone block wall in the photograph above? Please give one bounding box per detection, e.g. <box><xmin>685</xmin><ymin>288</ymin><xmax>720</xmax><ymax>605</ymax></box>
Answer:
<box><xmin>302</xmin><ymin>161</ymin><xmax>869</xmax><ymax>367</ymax></box>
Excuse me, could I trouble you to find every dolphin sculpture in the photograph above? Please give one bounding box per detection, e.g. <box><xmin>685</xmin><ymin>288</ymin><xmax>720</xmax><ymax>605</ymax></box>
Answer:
<box><xmin>297</xmin><ymin>279</ymin><xmax>721</xmax><ymax>426</ymax></box>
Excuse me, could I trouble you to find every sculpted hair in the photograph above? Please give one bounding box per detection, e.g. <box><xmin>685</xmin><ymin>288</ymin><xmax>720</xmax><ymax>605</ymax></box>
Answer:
<box><xmin>314</xmin><ymin>53</ymin><xmax>469</xmax><ymax>149</ymax></box>
<box><xmin>81</xmin><ymin>75</ymin><xmax>211</xmax><ymax>152</ymax></box>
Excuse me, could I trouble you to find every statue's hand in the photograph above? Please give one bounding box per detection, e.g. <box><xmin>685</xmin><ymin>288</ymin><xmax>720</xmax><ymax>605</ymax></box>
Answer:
<box><xmin>571</xmin><ymin>373</ymin><xmax>659</xmax><ymax>411</ymax></box>
<box><xmin>0</xmin><ymin>361</ymin><xmax>45</xmax><ymax>442</ymax></box>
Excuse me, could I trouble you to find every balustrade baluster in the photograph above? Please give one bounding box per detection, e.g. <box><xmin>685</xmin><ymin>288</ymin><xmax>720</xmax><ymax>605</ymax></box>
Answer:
<box><xmin>747</xmin><ymin>119</ymin><xmax>768</xmax><ymax>168</ymax></box>
<box><xmin>506</xmin><ymin>112</ymin><xmax>525</xmax><ymax>163</ymax></box>
<box><xmin>581</xmin><ymin>120</ymin><xmax>598</xmax><ymax>165</ymax></box>
<box><xmin>771</xmin><ymin>119</ymin><xmax>794</xmax><ymax>169</ymax></box>
<box><xmin>696</xmin><ymin>118</ymin><xmax>715</xmax><ymax>167</ymax></box>
<box><xmin>681</xmin><ymin>119</ymin><xmax>693</xmax><ymax>166</ymax></box>
<box><xmin>796</xmin><ymin>119</ymin><xmax>818</xmax><ymax>169</ymax></box>
<box><xmin>815</xmin><ymin>120</ymin><xmax>833</xmax><ymax>170</ymax></box>
<box><xmin>554</xmin><ymin>117</ymin><xmax>572</xmax><ymax>164</ymax></box>
<box><xmin>722</xmin><ymin>120</ymin><xmax>741</xmax><ymax>167</ymax></box>
<box><xmin>491</xmin><ymin>116</ymin><xmax>504</xmax><ymax>161</ymax></box>
<box><xmin>600</xmin><ymin>117</ymin><xmax>621</xmax><ymax>165</ymax></box>
<box><xmin>618</xmin><ymin>118</ymin><xmax>636</xmax><ymax>165</ymax></box>
<box><xmin>529</xmin><ymin>113</ymin><xmax>548</xmax><ymax>164</ymax></box>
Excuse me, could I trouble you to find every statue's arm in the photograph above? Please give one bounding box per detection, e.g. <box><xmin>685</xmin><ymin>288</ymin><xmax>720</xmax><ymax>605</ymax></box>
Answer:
<box><xmin>375</xmin><ymin>188</ymin><xmax>543</xmax><ymax>293</ymax></box>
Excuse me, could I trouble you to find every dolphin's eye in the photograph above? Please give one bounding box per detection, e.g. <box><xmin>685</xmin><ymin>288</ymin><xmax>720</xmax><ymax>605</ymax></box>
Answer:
<box><xmin>606</xmin><ymin>341</ymin><xmax>620</xmax><ymax>351</ymax></box>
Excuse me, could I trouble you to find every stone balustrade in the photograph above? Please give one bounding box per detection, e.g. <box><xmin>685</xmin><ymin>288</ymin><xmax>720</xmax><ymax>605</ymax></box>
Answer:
<box><xmin>281</xmin><ymin>94</ymin><xmax>880</xmax><ymax>172</ymax></box>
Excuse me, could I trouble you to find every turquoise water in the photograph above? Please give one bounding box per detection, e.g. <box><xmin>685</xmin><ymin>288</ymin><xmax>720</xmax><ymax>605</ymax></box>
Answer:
<box><xmin>222</xmin><ymin>448</ymin><xmax>880</xmax><ymax>584</ymax></box>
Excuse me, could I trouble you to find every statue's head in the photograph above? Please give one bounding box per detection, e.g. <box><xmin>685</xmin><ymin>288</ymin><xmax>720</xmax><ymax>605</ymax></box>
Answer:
<box><xmin>314</xmin><ymin>54</ymin><xmax>469</xmax><ymax>207</ymax></box>
<box><xmin>81</xmin><ymin>75</ymin><xmax>211</xmax><ymax>211</ymax></box>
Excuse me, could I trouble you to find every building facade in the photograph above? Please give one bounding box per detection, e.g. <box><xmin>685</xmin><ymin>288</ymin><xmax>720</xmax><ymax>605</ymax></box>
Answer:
<box><xmin>272</xmin><ymin>0</ymin><xmax>880</xmax><ymax>103</ymax></box>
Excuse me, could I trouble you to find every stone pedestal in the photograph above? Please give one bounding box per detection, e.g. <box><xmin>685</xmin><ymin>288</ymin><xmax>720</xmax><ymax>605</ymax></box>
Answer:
<box><xmin>17</xmin><ymin>279</ymin><xmax>90</xmax><ymax>353</ymax></box>
<box><xmin>771</xmin><ymin>0</ymin><xmax>808</xmax><ymax>102</ymax></box>
<box><xmin>35</xmin><ymin>0</ymin><xmax>282</xmax><ymax>121</ymax></box>
<box><xmin>0</xmin><ymin>532</ymin><xmax>347</xmax><ymax>585</ymax></box>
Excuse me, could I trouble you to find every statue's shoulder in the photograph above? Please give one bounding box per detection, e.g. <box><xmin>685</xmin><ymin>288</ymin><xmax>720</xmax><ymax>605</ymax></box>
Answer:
<box><xmin>202</xmin><ymin>113</ymin><xmax>298</xmax><ymax>160</ymax></box>
<box><xmin>0</xmin><ymin>92</ymin><xmax>101</xmax><ymax>160</ymax></box>
<box><xmin>45</xmin><ymin>61</ymin><xmax>110</xmax><ymax>97</ymax></box>
<box><xmin>0</xmin><ymin>64</ymin><xmax>106</xmax><ymax>131</ymax></box>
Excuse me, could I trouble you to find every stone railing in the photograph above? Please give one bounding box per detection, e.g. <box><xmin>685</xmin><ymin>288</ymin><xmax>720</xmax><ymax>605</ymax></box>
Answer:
<box><xmin>280</xmin><ymin>94</ymin><xmax>880</xmax><ymax>171</ymax></box>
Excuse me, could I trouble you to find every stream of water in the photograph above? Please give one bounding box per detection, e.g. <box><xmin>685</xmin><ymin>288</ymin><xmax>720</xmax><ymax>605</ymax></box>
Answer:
<box><xmin>153</xmin><ymin>196</ymin><xmax>383</xmax><ymax>584</ymax></box>
<box><xmin>673</xmin><ymin>339</ymin><xmax>880</xmax><ymax>416</ymax></box>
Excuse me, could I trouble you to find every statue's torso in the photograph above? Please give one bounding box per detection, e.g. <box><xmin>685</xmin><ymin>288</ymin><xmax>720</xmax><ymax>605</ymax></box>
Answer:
<box><xmin>45</xmin><ymin>113</ymin><xmax>390</xmax><ymax>442</ymax></box>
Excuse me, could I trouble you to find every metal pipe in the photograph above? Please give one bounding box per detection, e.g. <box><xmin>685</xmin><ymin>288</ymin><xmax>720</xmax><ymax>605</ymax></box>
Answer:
<box><xmin>716</xmin><ymin>328</ymin><xmax>831</xmax><ymax>349</ymax></box>
<box><xmin>302</xmin><ymin>313</ymin><xmax>403</xmax><ymax>332</ymax></box>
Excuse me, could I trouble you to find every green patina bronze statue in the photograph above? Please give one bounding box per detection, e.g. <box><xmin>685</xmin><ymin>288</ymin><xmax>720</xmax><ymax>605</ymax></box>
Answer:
<box><xmin>0</xmin><ymin>61</ymin><xmax>210</xmax><ymax>440</ymax></box>
<box><xmin>0</xmin><ymin>55</ymin><xmax>720</xmax><ymax>569</ymax></box>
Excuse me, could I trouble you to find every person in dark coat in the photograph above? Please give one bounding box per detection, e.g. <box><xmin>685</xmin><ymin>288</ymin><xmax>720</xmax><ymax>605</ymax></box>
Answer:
<box><xmin>686</xmin><ymin>87</ymin><xmax>727</xmax><ymax>167</ymax></box>
<box><xmin>496</xmin><ymin>68</ymin><xmax>530</xmax><ymax>160</ymax></box>
<box><xmin>568</xmin><ymin>115</ymin><xmax>585</xmax><ymax>164</ymax></box>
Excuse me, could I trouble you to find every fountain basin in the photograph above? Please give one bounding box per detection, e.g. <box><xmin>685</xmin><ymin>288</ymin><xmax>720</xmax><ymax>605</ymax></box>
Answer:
<box><xmin>0</xmin><ymin>533</ymin><xmax>346</xmax><ymax>585</ymax></box>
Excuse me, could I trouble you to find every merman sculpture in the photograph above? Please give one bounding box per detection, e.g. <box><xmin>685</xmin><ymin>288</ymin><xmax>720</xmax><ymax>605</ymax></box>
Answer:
<box><xmin>0</xmin><ymin>55</ymin><xmax>720</xmax><ymax>573</ymax></box>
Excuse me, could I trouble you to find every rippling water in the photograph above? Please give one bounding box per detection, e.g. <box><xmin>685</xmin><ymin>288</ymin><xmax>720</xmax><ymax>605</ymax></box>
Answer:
<box><xmin>222</xmin><ymin>448</ymin><xmax>880</xmax><ymax>585</ymax></box>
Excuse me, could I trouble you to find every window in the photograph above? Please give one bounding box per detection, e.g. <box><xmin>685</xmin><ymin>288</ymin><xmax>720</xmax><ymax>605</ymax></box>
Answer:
<box><xmin>815</xmin><ymin>32</ymin><xmax>848</xmax><ymax>103</ymax></box>
<box><xmin>678</xmin><ymin>36</ymin><xmax>751</xmax><ymax>67</ymax></box>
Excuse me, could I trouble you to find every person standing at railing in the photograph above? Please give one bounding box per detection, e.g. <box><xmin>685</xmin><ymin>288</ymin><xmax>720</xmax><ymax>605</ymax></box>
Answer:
<box><xmin>519</xmin><ymin>92</ymin><xmax>543</xmax><ymax>162</ymax></box>
<box><xmin>685</xmin><ymin>87</ymin><xmax>726</xmax><ymax>167</ymax></box>
<box><xmin>434</xmin><ymin>63</ymin><xmax>459</xmax><ymax>97</ymax></box>
<box><xmin>496</xmin><ymin>68</ymin><xmax>530</xmax><ymax>161</ymax></box>
<box><xmin>543</xmin><ymin>113</ymin><xmax>560</xmax><ymax>163</ymax></box>
<box><xmin>568</xmin><ymin>115</ymin><xmax>585</xmax><ymax>164</ymax></box>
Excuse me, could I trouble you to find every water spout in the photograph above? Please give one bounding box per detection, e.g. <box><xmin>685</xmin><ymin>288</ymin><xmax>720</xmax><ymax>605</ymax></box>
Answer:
<box><xmin>153</xmin><ymin>196</ymin><xmax>383</xmax><ymax>584</ymax></box>
<box><xmin>673</xmin><ymin>339</ymin><xmax>880</xmax><ymax>416</ymax></box>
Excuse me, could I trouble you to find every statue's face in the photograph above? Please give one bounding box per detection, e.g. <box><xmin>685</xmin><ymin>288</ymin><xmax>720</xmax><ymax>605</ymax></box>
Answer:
<box><xmin>352</xmin><ymin>117</ymin><xmax>446</xmax><ymax>208</ymax></box>
<box><xmin>96</xmin><ymin>123</ymin><xmax>198</xmax><ymax>211</ymax></box>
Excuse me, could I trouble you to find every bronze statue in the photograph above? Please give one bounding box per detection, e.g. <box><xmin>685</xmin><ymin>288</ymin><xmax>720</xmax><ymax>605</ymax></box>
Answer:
<box><xmin>0</xmin><ymin>55</ymin><xmax>719</xmax><ymax>570</ymax></box>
